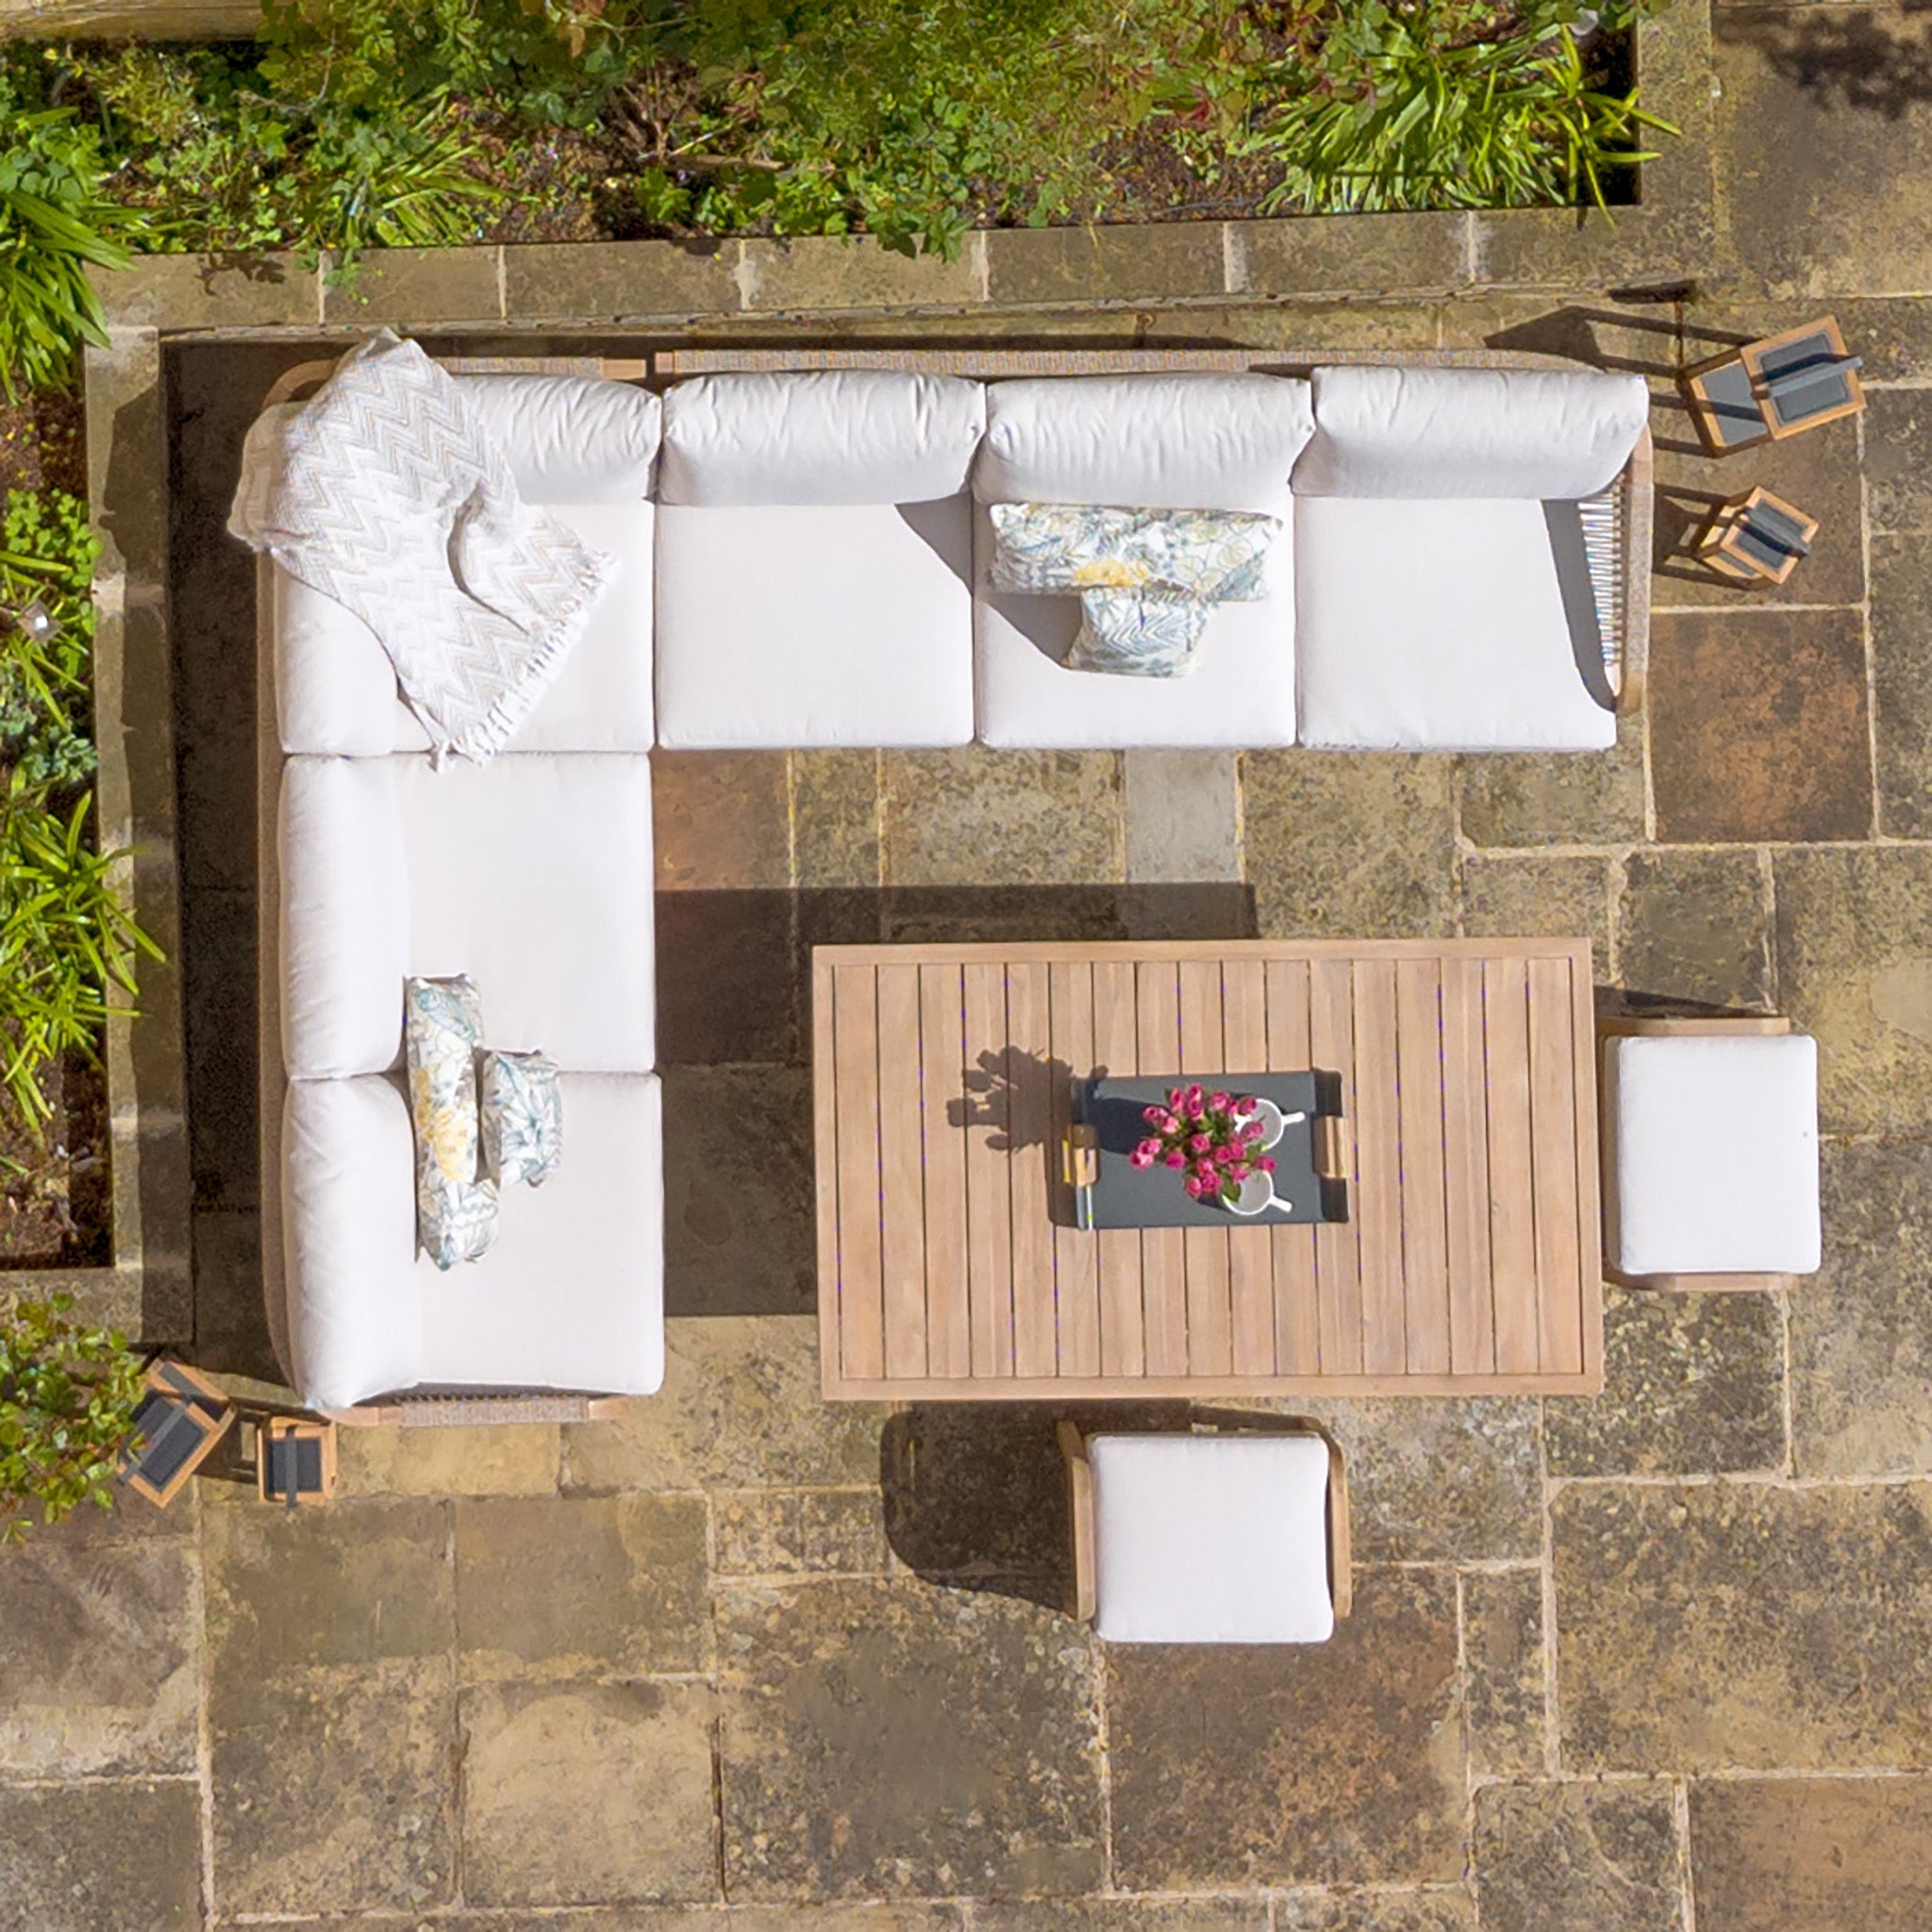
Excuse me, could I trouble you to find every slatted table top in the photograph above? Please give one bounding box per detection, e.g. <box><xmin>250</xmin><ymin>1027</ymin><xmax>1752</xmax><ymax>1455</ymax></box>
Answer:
<box><xmin>812</xmin><ymin>939</ymin><xmax>1603</xmax><ymax>1401</ymax></box>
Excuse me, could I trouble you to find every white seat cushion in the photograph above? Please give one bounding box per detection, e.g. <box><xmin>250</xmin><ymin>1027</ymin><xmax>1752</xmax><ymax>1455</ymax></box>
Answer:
<box><xmin>974</xmin><ymin>501</ymin><xmax>1297</xmax><ymax>749</ymax></box>
<box><xmin>274</xmin><ymin>499</ymin><xmax>656</xmax><ymax>756</ymax></box>
<box><xmin>1090</xmin><ymin>1433</ymin><xmax>1335</xmax><ymax>1644</ymax></box>
<box><xmin>1605</xmin><ymin>1034</ymin><xmax>1822</xmax><ymax>1276</ymax></box>
<box><xmin>281</xmin><ymin>1071</ymin><xmax>665</xmax><ymax>1409</ymax></box>
<box><xmin>1294</xmin><ymin>496</ymin><xmax>1617</xmax><ymax>752</ymax></box>
<box><xmin>654</xmin><ymin>500</ymin><xmax>975</xmax><ymax>748</ymax></box>
<box><xmin>1296</xmin><ymin>365</ymin><xmax>1650</xmax><ymax>500</ymax></box>
<box><xmin>280</xmin><ymin>751</ymin><xmax>655</xmax><ymax>1078</ymax></box>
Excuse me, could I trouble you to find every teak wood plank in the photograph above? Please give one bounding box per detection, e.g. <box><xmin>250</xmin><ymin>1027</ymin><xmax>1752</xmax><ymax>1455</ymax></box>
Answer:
<box><xmin>1352</xmin><ymin>959</ymin><xmax>1407</xmax><ymax>1377</ymax></box>
<box><xmin>1440</xmin><ymin>954</ymin><xmax>1497</xmax><ymax>1376</ymax></box>
<box><xmin>961</xmin><ymin>962</ymin><xmax>1015</xmax><ymax>1379</ymax></box>
<box><xmin>875</xmin><ymin>964</ymin><xmax>928</xmax><ymax>1381</ymax></box>
<box><xmin>812</xmin><ymin>953</ymin><xmax>843</xmax><ymax>1395</ymax></box>
<box><xmin>919</xmin><ymin>962</ymin><xmax>973</xmax><ymax>1379</ymax></box>
<box><xmin>1308</xmin><ymin>957</ymin><xmax>1364</xmax><ymax>1376</ymax></box>
<box><xmin>1528</xmin><ymin>956</ymin><xmax>1586</xmax><ymax>1378</ymax></box>
<box><xmin>1134</xmin><ymin>960</ymin><xmax>1191</xmax><ymax>1378</ymax></box>
<box><xmin>1177</xmin><ymin>958</ymin><xmax>1235</xmax><ymax>1379</ymax></box>
<box><xmin>1221</xmin><ymin>957</ymin><xmax>1279</xmax><ymax>1375</ymax></box>
<box><xmin>1264</xmin><ymin>957</ymin><xmax>1320</xmax><ymax>1376</ymax></box>
<box><xmin>830</xmin><ymin>965</ymin><xmax>884</xmax><ymax>1383</ymax></box>
<box><xmin>1091</xmin><ymin>958</ymin><xmax>1146</xmax><ymax>1378</ymax></box>
<box><xmin>1395</xmin><ymin>957</ymin><xmax>1452</xmax><ymax>1377</ymax></box>
<box><xmin>1050</xmin><ymin>961</ymin><xmax>1102</xmax><ymax>1379</ymax></box>
<box><xmin>1483</xmin><ymin>956</ymin><xmax>1541</xmax><ymax>1375</ymax></box>
<box><xmin>1007</xmin><ymin>962</ymin><xmax>1058</xmax><ymax>1380</ymax></box>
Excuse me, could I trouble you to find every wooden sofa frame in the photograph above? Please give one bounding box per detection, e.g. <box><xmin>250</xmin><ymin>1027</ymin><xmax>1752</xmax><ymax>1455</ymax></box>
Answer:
<box><xmin>255</xmin><ymin>345</ymin><xmax>1653</xmax><ymax>1425</ymax></box>
<box><xmin>1058</xmin><ymin>1415</ymin><xmax>1354</xmax><ymax>1628</ymax></box>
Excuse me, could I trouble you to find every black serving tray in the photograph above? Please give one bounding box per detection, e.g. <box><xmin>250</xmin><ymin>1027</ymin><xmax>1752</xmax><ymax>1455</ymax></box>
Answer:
<box><xmin>1074</xmin><ymin>1071</ymin><xmax>1347</xmax><ymax>1230</ymax></box>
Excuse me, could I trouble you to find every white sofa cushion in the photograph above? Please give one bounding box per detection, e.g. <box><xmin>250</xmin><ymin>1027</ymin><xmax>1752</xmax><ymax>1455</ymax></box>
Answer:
<box><xmin>975</xmin><ymin>374</ymin><xmax>1315</xmax><ymax>513</ymax></box>
<box><xmin>274</xmin><ymin>499</ymin><xmax>657</xmax><ymax>756</ymax></box>
<box><xmin>1296</xmin><ymin>365</ymin><xmax>1650</xmax><ymax>500</ymax></box>
<box><xmin>279</xmin><ymin>752</ymin><xmax>410</xmax><ymax>1080</ymax></box>
<box><xmin>974</xmin><ymin>501</ymin><xmax>1297</xmax><ymax>749</ymax></box>
<box><xmin>1605</xmin><ymin>1034</ymin><xmax>1822</xmax><ymax>1276</ymax></box>
<box><xmin>659</xmin><ymin>371</ymin><xmax>986</xmax><ymax>506</ymax></box>
<box><xmin>1294</xmin><ymin>496</ymin><xmax>1617</xmax><ymax>752</ymax></box>
<box><xmin>456</xmin><ymin>375</ymin><xmax>660</xmax><ymax>504</ymax></box>
<box><xmin>280</xmin><ymin>751</ymin><xmax>656</xmax><ymax>1078</ymax></box>
<box><xmin>282</xmin><ymin>1071</ymin><xmax>665</xmax><ymax>1409</ymax></box>
<box><xmin>1091</xmin><ymin>1432</ymin><xmax>1335</xmax><ymax>1644</ymax></box>
<box><xmin>654</xmin><ymin>500</ymin><xmax>975</xmax><ymax>748</ymax></box>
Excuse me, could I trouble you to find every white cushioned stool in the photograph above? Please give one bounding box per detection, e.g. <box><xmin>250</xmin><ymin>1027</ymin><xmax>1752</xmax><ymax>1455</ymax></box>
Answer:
<box><xmin>1602</xmin><ymin>1017</ymin><xmax>1822</xmax><ymax>1286</ymax></box>
<box><xmin>1059</xmin><ymin>1423</ymin><xmax>1349</xmax><ymax>1643</ymax></box>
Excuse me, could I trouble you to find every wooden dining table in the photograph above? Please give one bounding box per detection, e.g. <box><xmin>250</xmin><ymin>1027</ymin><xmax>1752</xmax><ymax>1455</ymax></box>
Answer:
<box><xmin>812</xmin><ymin>937</ymin><xmax>1604</xmax><ymax>1401</ymax></box>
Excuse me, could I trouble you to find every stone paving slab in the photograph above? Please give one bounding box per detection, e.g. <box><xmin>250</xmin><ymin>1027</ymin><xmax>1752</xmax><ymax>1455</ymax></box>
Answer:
<box><xmin>1555</xmin><ymin>1482</ymin><xmax>1932</xmax><ymax>1773</ymax></box>
<box><xmin>0</xmin><ymin>1780</ymin><xmax>202</xmax><ymax>1932</ymax></box>
<box><xmin>1474</xmin><ymin>1781</ymin><xmax>1684</xmax><ymax>1932</ymax></box>
<box><xmin>1106</xmin><ymin>1570</ymin><xmax>1463</xmax><ymax>1890</ymax></box>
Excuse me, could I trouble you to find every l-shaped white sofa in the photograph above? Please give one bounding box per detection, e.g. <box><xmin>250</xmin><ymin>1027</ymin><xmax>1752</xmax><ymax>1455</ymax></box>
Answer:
<box><xmin>255</xmin><ymin>355</ymin><xmax>1652</xmax><ymax>1415</ymax></box>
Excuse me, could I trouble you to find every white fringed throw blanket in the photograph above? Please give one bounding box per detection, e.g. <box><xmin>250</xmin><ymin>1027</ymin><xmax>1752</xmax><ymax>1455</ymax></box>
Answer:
<box><xmin>229</xmin><ymin>331</ymin><xmax>613</xmax><ymax>762</ymax></box>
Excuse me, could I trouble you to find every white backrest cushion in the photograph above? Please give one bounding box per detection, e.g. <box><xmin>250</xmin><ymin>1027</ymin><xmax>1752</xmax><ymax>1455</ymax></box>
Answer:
<box><xmin>659</xmin><ymin>371</ymin><xmax>987</xmax><ymax>506</ymax></box>
<box><xmin>456</xmin><ymin>375</ymin><xmax>661</xmax><ymax>504</ymax></box>
<box><xmin>1296</xmin><ymin>365</ymin><xmax>1651</xmax><ymax>500</ymax></box>
<box><xmin>274</xmin><ymin>564</ymin><xmax>408</xmax><ymax>757</ymax></box>
<box><xmin>279</xmin><ymin>758</ymin><xmax>409</xmax><ymax>1078</ymax></box>
<box><xmin>975</xmin><ymin>375</ymin><xmax>1315</xmax><ymax>513</ymax></box>
<box><xmin>282</xmin><ymin>1074</ymin><xmax>424</xmax><ymax>1408</ymax></box>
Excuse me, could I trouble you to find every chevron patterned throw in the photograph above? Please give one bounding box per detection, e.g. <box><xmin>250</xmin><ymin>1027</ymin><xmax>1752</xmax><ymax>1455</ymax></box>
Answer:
<box><xmin>229</xmin><ymin>331</ymin><xmax>615</xmax><ymax>762</ymax></box>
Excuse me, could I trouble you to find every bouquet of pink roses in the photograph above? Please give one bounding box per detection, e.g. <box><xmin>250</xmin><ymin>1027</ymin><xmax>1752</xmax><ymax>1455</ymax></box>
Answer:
<box><xmin>1129</xmin><ymin>1084</ymin><xmax>1275</xmax><ymax>1206</ymax></box>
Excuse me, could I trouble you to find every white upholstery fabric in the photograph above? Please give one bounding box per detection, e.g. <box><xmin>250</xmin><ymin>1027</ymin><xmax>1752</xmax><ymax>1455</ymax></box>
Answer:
<box><xmin>274</xmin><ymin>500</ymin><xmax>657</xmax><ymax>756</ymax></box>
<box><xmin>279</xmin><ymin>751</ymin><xmax>656</xmax><ymax>1078</ymax></box>
<box><xmin>1294</xmin><ymin>496</ymin><xmax>1617</xmax><ymax>751</ymax></box>
<box><xmin>281</xmin><ymin>1071</ymin><xmax>665</xmax><ymax>1409</ymax></box>
<box><xmin>1605</xmin><ymin>1034</ymin><xmax>1822</xmax><ymax>1276</ymax></box>
<box><xmin>976</xmin><ymin>375</ymin><xmax>1315</xmax><ymax>513</ymax></box>
<box><xmin>659</xmin><ymin>372</ymin><xmax>986</xmax><ymax>506</ymax></box>
<box><xmin>1296</xmin><ymin>365</ymin><xmax>1650</xmax><ymax>501</ymax></box>
<box><xmin>279</xmin><ymin>754</ymin><xmax>409</xmax><ymax>1079</ymax></box>
<box><xmin>456</xmin><ymin>375</ymin><xmax>661</xmax><ymax>504</ymax></box>
<box><xmin>974</xmin><ymin>500</ymin><xmax>1297</xmax><ymax>748</ymax></box>
<box><xmin>654</xmin><ymin>500</ymin><xmax>975</xmax><ymax>747</ymax></box>
<box><xmin>1090</xmin><ymin>1433</ymin><xmax>1335</xmax><ymax>1644</ymax></box>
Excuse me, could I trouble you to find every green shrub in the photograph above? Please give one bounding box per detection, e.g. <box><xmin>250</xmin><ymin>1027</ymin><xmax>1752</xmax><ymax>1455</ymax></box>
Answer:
<box><xmin>0</xmin><ymin>103</ymin><xmax>132</xmax><ymax>399</ymax></box>
<box><xmin>0</xmin><ymin>488</ymin><xmax>160</xmax><ymax>1125</ymax></box>
<box><xmin>0</xmin><ymin>1291</ymin><xmax>145</xmax><ymax>1544</ymax></box>
<box><xmin>1244</xmin><ymin>2</ymin><xmax>1674</xmax><ymax>215</ymax></box>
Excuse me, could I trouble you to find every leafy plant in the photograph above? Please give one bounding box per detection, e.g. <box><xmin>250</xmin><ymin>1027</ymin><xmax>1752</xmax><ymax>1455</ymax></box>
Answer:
<box><xmin>0</xmin><ymin>786</ymin><xmax>160</xmax><ymax>1123</ymax></box>
<box><xmin>0</xmin><ymin>105</ymin><xmax>133</xmax><ymax>399</ymax></box>
<box><xmin>1242</xmin><ymin>2</ymin><xmax>1675</xmax><ymax>215</ymax></box>
<box><xmin>0</xmin><ymin>488</ymin><xmax>99</xmax><ymax>796</ymax></box>
<box><xmin>0</xmin><ymin>1291</ymin><xmax>145</xmax><ymax>1544</ymax></box>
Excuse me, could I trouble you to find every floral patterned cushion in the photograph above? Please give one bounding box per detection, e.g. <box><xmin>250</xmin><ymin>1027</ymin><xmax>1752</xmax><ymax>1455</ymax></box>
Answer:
<box><xmin>988</xmin><ymin>501</ymin><xmax>1282</xmax><ymax>602</ymax></box>
<box><xmin>404</xmin><ymin>974</ymin><xmax>497</xmax><ymax>1270</ymax></box>
<box><xmin>479</xmin><ymin>1048</ymin><xmax>563</xmax><ymax>1188</ymax></box>
<box><xmin>1067</xmin><ymin>588</ymin><xmax>1212</xmax><ymax>677</ymax></box>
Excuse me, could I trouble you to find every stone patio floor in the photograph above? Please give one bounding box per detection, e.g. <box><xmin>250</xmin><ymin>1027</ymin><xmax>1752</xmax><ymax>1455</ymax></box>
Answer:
<box><xmin>17</xmin><ymin>5</ymin><xmax>1932</xmax><ymax>1926</ymax></box>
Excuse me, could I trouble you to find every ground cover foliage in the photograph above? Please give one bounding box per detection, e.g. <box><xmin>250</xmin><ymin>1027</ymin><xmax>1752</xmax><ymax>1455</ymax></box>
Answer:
<box><xmin>5</xmin><ymin>0</ymin><xmax>1672</xmax><ymax>271</ymax></box>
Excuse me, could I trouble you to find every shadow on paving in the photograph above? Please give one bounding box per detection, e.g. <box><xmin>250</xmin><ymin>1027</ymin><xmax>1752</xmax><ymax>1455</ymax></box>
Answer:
<box><xmin>1722</xmin><ymin>3</ymin><xmax>1932</xmax><ymax>120</ymax></box>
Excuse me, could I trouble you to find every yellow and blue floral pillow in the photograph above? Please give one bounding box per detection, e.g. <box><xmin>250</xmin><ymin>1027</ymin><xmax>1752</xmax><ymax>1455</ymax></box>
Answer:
<box><xmin>989</xmin><ymin>501</ymin><xmax>1283</xmax><ymax>679</ymax></box>
<box><xmin>404</xmin><ymin>974</ymin><xmax>498</xmax><ymax>1269</ymax></box>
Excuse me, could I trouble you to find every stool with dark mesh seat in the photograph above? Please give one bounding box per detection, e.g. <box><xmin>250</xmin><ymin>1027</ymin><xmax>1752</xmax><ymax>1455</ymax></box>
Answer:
<box><xmin>246</xmin><ymin>1416</ymin><xmax>338</xmax><ymax>1507</ymax></box>
<box><xmin>1683</xmin><ymin>317</ymin><xmax>1864</xmax><ymax>455</ymax></box>
<box><xmin>118</xmin><ymin>1360</ymin><xmax>234</xmax><ymax>1509</ymax></box>
<box><xmin>1698</xmin><ymin>486</ymin><xmax>1819</xmax><ymax>586</ymax></box>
